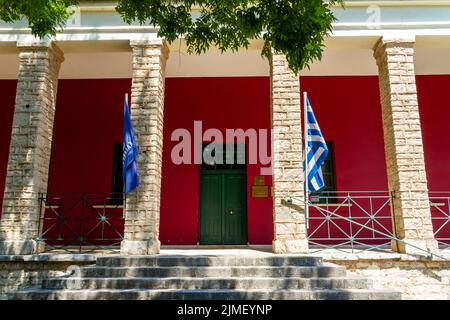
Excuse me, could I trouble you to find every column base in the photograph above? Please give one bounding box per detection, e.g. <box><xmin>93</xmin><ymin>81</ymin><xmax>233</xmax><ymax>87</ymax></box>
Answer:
<box><xmin>272</xmin><ymin>239</ymin><xmax>309</xmax><ymax>254</ymax></box>
<box><xmin>120</xmin><ymin>240</ymin><xmax>160</xmax><ymax>255</ymax></box>
<box><xmin>391</xmin><ymin>238</ymin><xmax>439</xmax><ymax>256</ymax></box>
<box><xmin>0</xmin><ymin>240</ymin><xmax>44</xmax><ymax>255</ymax></box>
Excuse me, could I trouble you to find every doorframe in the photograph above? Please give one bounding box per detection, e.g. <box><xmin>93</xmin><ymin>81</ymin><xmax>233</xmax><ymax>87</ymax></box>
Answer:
<box><xmin>198</xmin><ymin>167</ymin><xmax>248</xmax><ymax>246</ymax></box>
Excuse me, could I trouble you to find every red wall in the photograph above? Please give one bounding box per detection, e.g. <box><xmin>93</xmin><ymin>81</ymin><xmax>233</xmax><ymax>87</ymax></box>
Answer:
<box><xmin>417</xmin><ymin>75</ymin><xmax>450</xmax><ymax>191</ymax></box>
<box><xmin>44</xmin><ymin>79</ymin><xmax>130</xmax><ymax>244</ymax></box>
<box><xmin>301</xmin><ymin>76</ymin><xmax>388</xmax><ymax>191</ymax></box>
<box><xmin>48</xmin><ymin>79</ymin><xmax>130</xmax><ymax>194</ymax></box>
<box><xmin>0</xmin><ymin>80</ymin><xmax>16</xmax><ymax>212</ymax></box>
<box><xmin>160</xmin><ymin>76</ymin><xmax>389</xmax><ymax>245</ymax></box>
<box><xmin>160</xmin><ymin>77</ymin><xmax>273</xmax><ymax>245</ymax></box>
<box><xmin>2</xmin><ymin>76</ymin><xmax>449</xmax><ymax>244</ymax></box>
<box><xmin>302</xmin><ymin>77</ymin><xmax>390</xmax><ymax>243</ymax></box>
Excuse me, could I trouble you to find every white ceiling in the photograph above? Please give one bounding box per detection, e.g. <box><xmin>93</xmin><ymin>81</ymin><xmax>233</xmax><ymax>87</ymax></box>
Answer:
<box><xmin>1</xmin><ymin>43</ymin><xmax>450</xmax><ymax>79</ymax></box>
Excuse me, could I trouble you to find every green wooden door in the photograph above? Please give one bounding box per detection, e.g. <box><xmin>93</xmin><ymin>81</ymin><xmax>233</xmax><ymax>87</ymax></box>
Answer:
<box><xmin>199</xmin><ymin>173</ymin><xmax>223</xmax><ymax>244</ymax></box>
<box><xmin>199</xmin><ymin>169</ymin><xmax>247</xmax><ymax>245</ymax></box>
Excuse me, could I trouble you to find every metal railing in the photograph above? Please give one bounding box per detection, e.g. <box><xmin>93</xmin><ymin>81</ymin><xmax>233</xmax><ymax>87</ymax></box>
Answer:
<box><xmin>37</xmin><ymin>193</ymin><xmax>125</xmax><ymax>253</ymax></box>
<box><xmin>429</xmin><ymin>192</ymin><xmax>450</xmax><ymax>249</ymax></box>
<box><xmin>289</xmin><ymin>192</ymin><xmax>447</xmax><ymax>259</ymax></box>
<box><xmin>35</xmin><ymin>191</ymin><xmax>450</xmax><ymax>256</ymax></box>
<box><xmin>300</xmin><ymin>191</ymin><xmax>395</xmax><ymax>253</ymax></box>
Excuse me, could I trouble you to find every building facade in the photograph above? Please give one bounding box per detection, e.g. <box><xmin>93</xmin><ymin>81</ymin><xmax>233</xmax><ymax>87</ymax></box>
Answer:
<box><xmin>0</xmin><ymin>0</ymin><xmax>450</xmax><ymax>256</ymax></box>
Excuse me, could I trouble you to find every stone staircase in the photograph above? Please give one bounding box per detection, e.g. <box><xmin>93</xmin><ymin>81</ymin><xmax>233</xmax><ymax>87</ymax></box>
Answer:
<box><xmin>11</xmin><ymin>255</ymin><xmax>401</xmax><ymax>300</ymax></box>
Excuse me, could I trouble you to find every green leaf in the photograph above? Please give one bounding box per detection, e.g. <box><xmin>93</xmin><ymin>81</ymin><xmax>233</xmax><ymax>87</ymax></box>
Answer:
<box><xmin>116</xmin><ymin>0</ymin><xmax>344</xmax><ymax>74</ymax></box>
<box><xmin>0</xmin><ymin>0</ymin><xmax>344</xmax><ymax>73</ymax></box>
<box><xmin>0</xmin><ymin>0</ymin><xmax>79</xmax><ymax>37</ymax></box>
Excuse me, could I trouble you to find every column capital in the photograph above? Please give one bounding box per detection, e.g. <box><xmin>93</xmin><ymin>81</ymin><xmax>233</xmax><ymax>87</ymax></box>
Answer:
<box><xmin>373</xmin><ymin>35</ymin><xmax>416</xmax><ymax>61</ymax></box>
<box><xmin>130</xmin><ymin>39</ymin><xmax>169</xmax><ymax>61</ymax></box>
<box><xmin>16</xmin><ymin>40</ymin><xmax>64</xmax><ymax>63</ymax></box>
<box><xmin>129</xmin><ymin>38</ymin><xmax>169</xmax><ymax>48</ymax></box>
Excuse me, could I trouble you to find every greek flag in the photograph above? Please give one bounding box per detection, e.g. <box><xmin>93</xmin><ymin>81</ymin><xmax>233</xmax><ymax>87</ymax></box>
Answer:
<box><xmin>123</xmin><ymin>95</ymin><xmax>139</xmax><ymax>193</ymax></box>
<box><xmin>304</xmin><ymin>96</ymin><xmax>329</xmax><ymax>192</ymax></box>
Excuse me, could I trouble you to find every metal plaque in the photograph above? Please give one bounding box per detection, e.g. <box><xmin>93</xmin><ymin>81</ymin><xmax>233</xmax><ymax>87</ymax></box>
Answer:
<box><xmin>252</xmin><ymin>185</ymin><xmax>269</xmax><ymax>198</ymax></box>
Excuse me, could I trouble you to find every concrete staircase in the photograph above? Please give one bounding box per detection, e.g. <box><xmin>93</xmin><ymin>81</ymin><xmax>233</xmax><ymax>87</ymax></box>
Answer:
<box><xmin>11</xmin><ymin>255</ymin><xmax>401</xmax><ymax>300</ymax></box>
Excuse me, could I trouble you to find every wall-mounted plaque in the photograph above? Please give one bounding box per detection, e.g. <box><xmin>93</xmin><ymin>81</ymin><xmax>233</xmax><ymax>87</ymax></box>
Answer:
<box><xmin>253</xmin><ymin>176</ymin><xmax>266</xmax><ymax>186</ymax></box>
<box><xmin>252</xmin><ymin>185</ymin><xmax>269</xmax><ymax>198</ymax></box>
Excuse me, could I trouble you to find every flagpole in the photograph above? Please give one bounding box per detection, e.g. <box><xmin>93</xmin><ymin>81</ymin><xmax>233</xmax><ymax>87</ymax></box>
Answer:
<box><xmin>303</xmin><ymin>91</ymin><xmax>309</xmax><ymax>230</ymax></box>
<box><xmin>123</xmin><ymin>93</ymin><xmax>128</xmax><ymax>204</ymax></box>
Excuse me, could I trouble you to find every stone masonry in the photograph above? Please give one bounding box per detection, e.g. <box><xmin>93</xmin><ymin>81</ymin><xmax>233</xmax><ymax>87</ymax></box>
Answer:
<box><xmin>0</xmin><ymin>41</ymin><xmax>64</xmax><ymax>255</ymax></box>
<box><xmin>270</xmin><ymin>50</ymin><xmax>308</xmax><ymax>253</ymax></box>
<box><xmin>373</xmin><ymin>36</ymin><xmax>439</xmax><ymax>255</ymax></box>
<box><xmin>0</xmin><ymin>256</ymin><xmax>94</xmax><ymax>300</ymax></box>
<box><xmin>326</xmin><ymin>254</ymin><xmax>450</xmax><ymax>300</ymax></box>
<box><xmin>120</xmin><ymin>40</ymin><xmax>169</xmax><ymax>255</ymax></box>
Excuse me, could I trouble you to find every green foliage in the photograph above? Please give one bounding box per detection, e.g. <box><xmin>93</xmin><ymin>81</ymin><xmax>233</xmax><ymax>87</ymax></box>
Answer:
<box><xmin>0</xmin><ymin>0</ymin><xmax>344</xmax><ymax>73</ymax></box>
<box><xmin>0</xmin><ymin>0</ymin><xmax>78</xmax><ymax>36</ymax></box>
<box><xmin>116</xmin><ymin>0</ymin><xmax>344</xmax><ymax>74</ymax></box>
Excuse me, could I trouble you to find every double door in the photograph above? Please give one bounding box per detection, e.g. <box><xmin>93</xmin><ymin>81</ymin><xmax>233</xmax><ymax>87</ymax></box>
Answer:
<box><xmin>199</xmin><ymin>169</ymin><xmax>247</xmax><ymax>245</ymax></box>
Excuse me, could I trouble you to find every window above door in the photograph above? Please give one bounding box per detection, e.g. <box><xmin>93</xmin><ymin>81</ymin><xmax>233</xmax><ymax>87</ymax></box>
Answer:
<box><xmin>201</xmin><ymin>142</ymin><xmax>246</xmax><ymax>170</ymax></box>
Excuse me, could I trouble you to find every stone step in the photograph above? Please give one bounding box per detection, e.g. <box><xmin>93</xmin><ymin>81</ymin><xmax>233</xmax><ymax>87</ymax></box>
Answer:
<box><xmin>12</xmin><ymin>288</ymin><xmax>401</xmax><ymax>300</ymax></box>
<box><xmin>42</xmin><ymin>276</ymin><xmax>372</xmax><ymax>290</ymax></box>
<box><xmin>95</xmin><ymin>256</ymin><xmax>322</xmax><ymax>267</ymax></box>
<box><xmin>77</xmin><ymin>264</ymin><xmax>347</xmax><ymax>278</ymax></box>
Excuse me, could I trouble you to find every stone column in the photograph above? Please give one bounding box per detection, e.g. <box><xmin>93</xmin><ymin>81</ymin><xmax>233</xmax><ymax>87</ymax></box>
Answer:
<box><xmin>0</xmin><ymin>40</ymin><xmax>64</xmax><ymax>255</ymax></box>
<box><xmin>373</xmin><ymin>36</ymin><xmax>439</xmax><ymax>255</ymax></box>
<box><xmin>270</xmin><ymin>50</ymin><xmax>308</xmax><ymax>254</ymax></box>
<box><xmin>120</xmin><ymin>39</ymin><xmax>169</xmax><ymax>255</ymax></box>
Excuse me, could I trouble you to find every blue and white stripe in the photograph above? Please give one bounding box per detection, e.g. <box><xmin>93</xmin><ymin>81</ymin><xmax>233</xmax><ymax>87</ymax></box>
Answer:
<box><xmin>304</xmin><ymin>96</ymin><xmax>329</xmax><ymax>192</ymax></box>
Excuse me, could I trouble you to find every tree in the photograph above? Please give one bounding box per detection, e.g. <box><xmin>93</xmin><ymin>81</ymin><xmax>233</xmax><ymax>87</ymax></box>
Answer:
<box><xmin>0</xmin><ymin>0</ymin><xmax>343</xmax><ymax>74</ymax></box>
<box><xmin>0</xmin><ymin>0</ymin><xmax>78</xmax><ymax>36</ymax></box>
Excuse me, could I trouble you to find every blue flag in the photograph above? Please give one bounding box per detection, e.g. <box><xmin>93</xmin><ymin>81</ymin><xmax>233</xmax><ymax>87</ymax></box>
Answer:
<box><xmin>304</xmin><ymin>96</ymin><xmax>329</xmax><ymax>192</ymax></box>
<box><xmin>123</xmin><ymin>96</ymin><xmax>139</xmax><ymax>193</ymax></box>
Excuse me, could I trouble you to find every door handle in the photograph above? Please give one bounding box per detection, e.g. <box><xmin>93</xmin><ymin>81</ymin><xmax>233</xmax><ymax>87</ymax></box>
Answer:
<box><xmin>229</xmin><ymin>210</ymin><xmax>234</xmax><ymax>215</ymax></box>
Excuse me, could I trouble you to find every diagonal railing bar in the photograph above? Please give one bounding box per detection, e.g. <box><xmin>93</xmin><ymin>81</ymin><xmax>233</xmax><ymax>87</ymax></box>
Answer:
<box><xmin>308</xmin><ymin>239</ymin><xmax>392</xmax><ymax>254</ymax></box>
<box><xmin>351</xmin><ymin>240</ymin><xmax>391</xmax><ymax>252</ymax></box>
<box><xmin>311</xmin><ymin>205</ymin><xmax>353</xmax><ymax>239</ymax></box>
<box><xmin>43</xmin><ymin>199</ymin><xmax>85</xmax><ymax>242</ymax></box>
<box><xmin>429</xmin><ymin>193</ymin><xmax>450</xmax><ymax>248</ymax></box>
<box><xmin>351</xmin><ymin>197</ymin><xmax>391</xmax><ymax>218</ymax></box>
<box><xmin>89</xmin><ymin>200</ymin><xmax>125</xmax><ymax>239</ymax></box>
<box><xmin>36</xmin><ymin>193</ymin><xmax>125</xmax><ymax>254</ymax></box>
<box><xmin>430</xmin><ymin>202</ymin><xmax>448</xmax><ymax>216</ymax></box>
<box><xmin>307</xmin><ymin>218</ymin><xmax>328</xmax><ymax>239</ymax></box>
<box><xmin>372</xmin><ymin>216</ymin><xmax>397</xmax><ymax>238</ymax></box>
<box><xmin>83</xmin><ymin>218</ymin><xmax>106</xmax><ymax>239</ymax></box>
<box><xmin>308</xmin><ymin>240</ymin><xmax>354</xmax><ymax>254</ymax></box>
<box><xmin>290</xmin><ymin>193</ymin><xmax>448</xmax><ymax>260</ymax></box>
<box><xmin>350</xmin><ymin>199</ymin><xmax>394</xmax><ymax>240</ymax></box>
<box><xmin>432</xmin><ymin>218</ymin><xmax>449</xmax><ymax>236</ymax></box>
<box><xmin>352</xmin><ymin>219</ymin><xmax>374</xmax><ymax>239</ymax></box>
<box><xmin>310</xmin><ymin>192</ymin><xmax>394</xmax><ymax>246</ymax></box>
